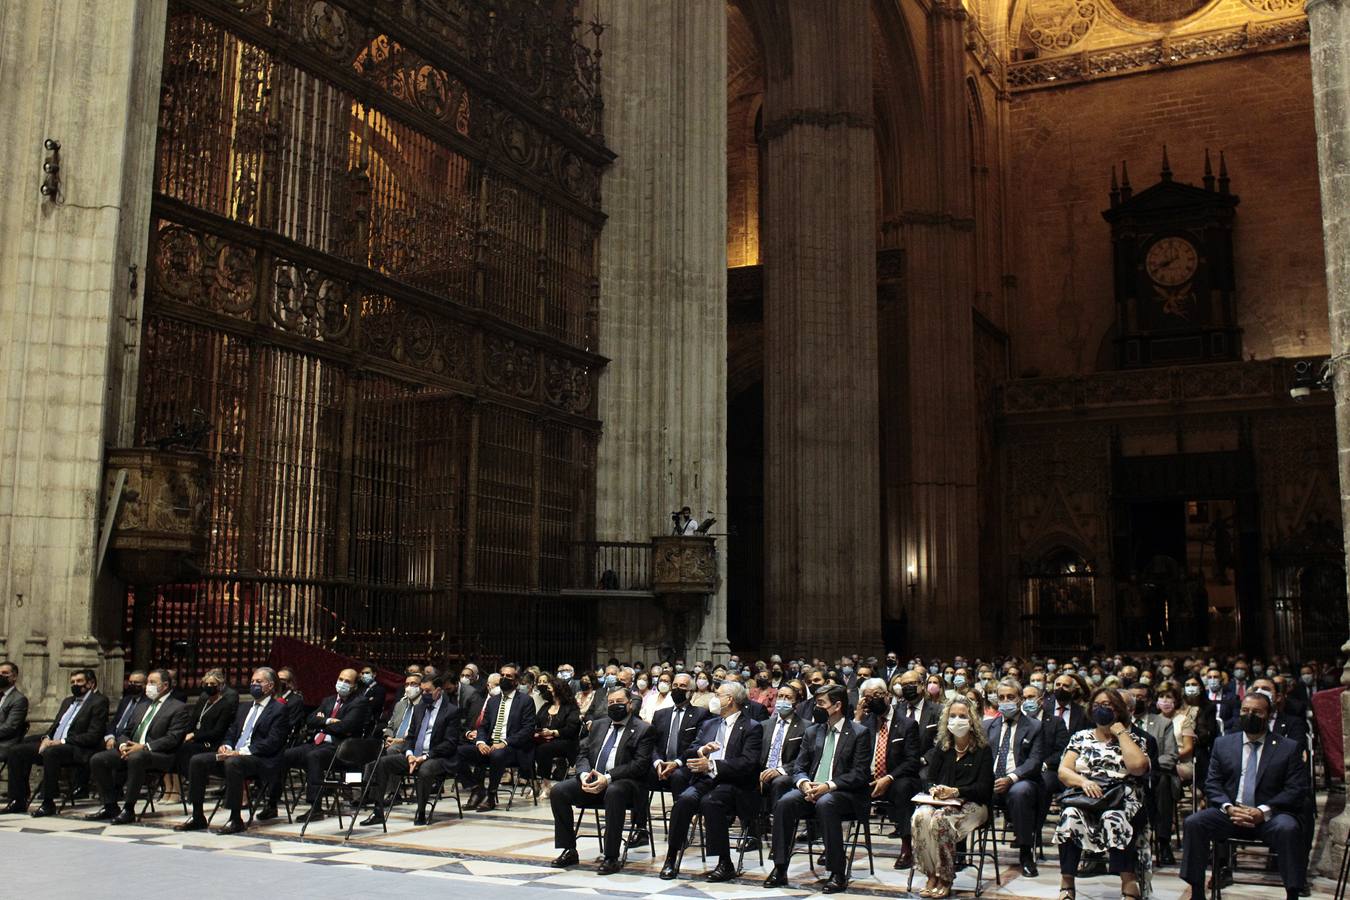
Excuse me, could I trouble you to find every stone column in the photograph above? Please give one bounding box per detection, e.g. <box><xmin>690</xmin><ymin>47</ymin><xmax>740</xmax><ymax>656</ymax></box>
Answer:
<box><xmin>1307</xmin><ymin>0</ymin><xmax>1350</xmax><ymax>870</ymax></box>
<box><xmin>586</xmin><ymin>0</ymin><xmax>730</xmax><ymax>660</ymax></box>
<box><xmin>0</xmin><ymin>0</ymin><xmax>165</xmax><ymax>720</ymax></box>
<box><xmin>759</xmin><ymin>3</ymin><xmax>881</xmax><ymax>658</ymax></box>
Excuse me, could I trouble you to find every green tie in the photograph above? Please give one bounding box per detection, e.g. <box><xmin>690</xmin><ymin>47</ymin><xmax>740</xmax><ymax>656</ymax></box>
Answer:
<box><xmin>814</xmin><ymin>727</ymin><xmax>837</xmax><ymax>782</ymax></box>
<box><xmin>132</xmin><ymin>700</ymin><xmax>161</xmax><ymax>744</ymax></box>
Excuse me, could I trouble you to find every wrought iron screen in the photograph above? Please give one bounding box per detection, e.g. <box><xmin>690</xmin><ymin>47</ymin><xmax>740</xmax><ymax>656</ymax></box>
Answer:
<box><xmin>134</xmin><ymin>0</ymin><xmax>610</xmax><ymax>685</ymax></box>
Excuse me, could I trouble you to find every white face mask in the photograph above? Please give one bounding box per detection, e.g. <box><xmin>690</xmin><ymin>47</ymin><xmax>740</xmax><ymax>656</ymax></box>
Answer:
<box><xmin>947</xmin><ymin>716</ymin><xmax>971</xmax><ymax>738</ymax></box>
<box><xmin>636</xmin><ymin>679</ymin><xmax>649</xmax><ymax>691</ymax></box>
<box><xmin>145</xmin><ymin>683</ymin><xmax>161</xmax><ymax>702</ymax></box>
<box><xmin>460</xmin><ymin>676</ymin><xmax>471</xmax><ymax>686</ymax></box>
<box><xmin>335</xmin><ymin>680</ymin><xmax>352</xmax><ymax>697</ymax></box>
<box><xmin>657</xmin><ymin>681</ymin><xmax>671</xmax><ymax>694</ymax></box>
<box><xmin>489</xmin><ymin>685</ymin><xmax>502</xmax><ymax>697</ymax></box>
<box><xmin>405</xmin><ymin>685</ymin><xmax>420</xmax><ymax>700</ymax></box>
<box><xmin>696</xmin><ymin>678</ymin><xmax>710</xmax><ymax>691</ymax></box>
<box><xmin>707</xmin><ymin>696</ymin><xmax>722</xmax><ymax>716</ymax></box>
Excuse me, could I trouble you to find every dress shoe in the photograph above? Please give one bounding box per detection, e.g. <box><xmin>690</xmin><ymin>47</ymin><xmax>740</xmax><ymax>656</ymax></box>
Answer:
<box><xmin>2</xmin><ymin>799</ymin><xmax>29</xmax><ymax>815</ymax></box>
<box><xmin>257</xmin><ymin>805</ymin><xmax>279</xmax><ymax>821</ymax></box>
<box><xmin>816</xmin><ymin>854</ymin><xmax>828</xmax><ymax>869</ymax></box>
<box><xmin>706</xmin><ymin>860</ymin><xmax>737</xmax><ymax>882</ymax></box>
<box><xmin>413</xmin><ymin>810</ymin><xmax>428</xmax><ymax>826</ymax></box>
<box><xmin>887</xmin><ymin>827</ymin><xmax>904</xmax><ymax>838</ymax></box>
<box><xmin>174</xmin><ymin>816</ymin><xmax>208</xmax><ymax>832</ymax></box>
<box><xmin>31</xmin><ymin>803</ymin><xmax>56</xmax><ymax>818</ymax></box>
<box><xmin>359</xmin><ymin>810</ymin><xmax>386</xmax><ymax>827</ymax></box>
<box><xmin>893</xmin><ymin>848</ymin><xmax>914</xmax><ymax>870</ymax></box>
<box><xmin>628</xmin><ymin>827</ymin><xmax>650</xmax><ymax>847</ymax></box>
<box><xmin>302</xmin><ymin>807</ymin><xmax>327</xmax><ymax>823</ymax></box>
<box><xmin>659</xmin><ymin>859</ymin><xmax>680</xmax><ymax>880</ymax></box>
<box><xmin>112</xmin><ymin>809</ymin><xmax>136</xmax><ymax>826</ymax></box>
<box><xmin>738</xmin><ymin>835</ymin><xmax>761</xmax><ymax>852</ymax></box>
<box><xmin>1156</xmin><ymin>845</ymin><xmax>1176</xmax><ymax>866</ymax></box>
<box><xmin>551</xmin><ymin>848</ymin><xmax>579</xmax><ymax>868</ymax></box>
<box><xmin>475</xmin><ymin>797</ymin><xmax>497</xmax><ymax>812</ymax></box>
<box><xmin>467</xmin><ymin>788</ymin><xmax>485</xmax><ymax>808</ymax></box>
<box><xmin>762</xmin><ymin>866</ymin><xmax>789</xmax><ymax>888</ymax></box>
<box><xmin>1020</xmin><ymin>848</ymin><xmax>1038</xmax><ymax>878</ymax></box>
<box><xmin>84</xmin><ymin>806</ymin><xmax>119</xmax><ymax>821</ymax></box>
<box><xmin>214</xmin><ymin>817</ymin><xmax>247</xmax><ymax>835</ymax></box>
<box><xmin>71</xmin><ymin>787</ymin><xmax>89</xmax><ymax>800</ymax></box>
<box><xmin>822</xmin><ymin>872</ymin><xmax>848</xmax><ymax>894</ymax></box>
<box><xmin>597</xmin><ymin>857</ymin><xmax>623</xmax><ymax>876</ymax></box>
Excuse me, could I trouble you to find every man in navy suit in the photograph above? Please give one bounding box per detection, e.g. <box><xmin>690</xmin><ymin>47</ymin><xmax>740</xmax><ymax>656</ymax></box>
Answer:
<box><xmin>360</xmin><ymin>674</ymin><xmax>461</xmax><ymax>826</ymax></box>
<box><xmin>987</xmin><ymin>678</ymin><xmax>1045</xmax><ymax>877</ymax></box>
<box><xmin>278</xmin><ymin>667</ymin><xmax>371</xmax><ymax>822</ymax></box>
<box><xmin>765</xmin><ymin>684</ymin><xmax>874</xmax><ymax>894</ymax></box>
<box><xmin>179</xmin><ymin>667</ymin><xmax>291</xmax><ymax>835</ymax></box>
<box><xmin>458</xmin><ymin>663</ymin><xmax>537</xmax><ymax>811</ymax></box>
<box><xmin>1181</xmin><ymin>692</ymin><xmax>1309</xmax><ymax>900</ymax></box>
<box><xmin>857</xmin><ymin>677</ymin><xmax>921</xmax><ymax>868</ymax></box>
<box><xmin>659</xmin><ymin>680</ymin><xmax>763</xmax><ymax>882</ymax></box>
<box><xmin>1204</xmin><ymin>666</ymin><xmax>1241</xmax><ymax>733</ymax></box>
<box><xmin>635</xmin><ymin>672</ymin><xmax>707</xmax><ymax>840</ymax></box>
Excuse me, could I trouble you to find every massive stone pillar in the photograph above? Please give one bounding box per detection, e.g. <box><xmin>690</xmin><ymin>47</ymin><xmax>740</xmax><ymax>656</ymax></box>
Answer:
<box><xmin>0</xmin><ymin>0</ymin><xmax>165</xmax><ymax>720</ymax></box>
<box><xmin>587</xmin><ymin>0</ymin><xmax>729</xmax><ymax>662</ymax></box>
<box><xmin>1307</xmin><ymin>0</ymin><xmax>1350</xmax><ymax>869</ymax></box>
<box><xmin>759</xmin><ymin>3</ymin><xmax>881</xmax><ymax>657</ymax></box>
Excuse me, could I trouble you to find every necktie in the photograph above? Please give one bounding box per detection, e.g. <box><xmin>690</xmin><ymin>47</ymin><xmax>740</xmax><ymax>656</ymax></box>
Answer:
<box><xmin>667</xmin><ymin>709</ymin><xmax>683</xmax><ymax>759</ymax></box>
<box><xmin>116</xmin><ymin>699</ymin><xmax>138</xmax><ymax>732</ymax></box>
<box><xmin>54</xmin><ymin>699</ymin><xmax>83</xmax><ymax>741</ymax></box>
<box><xmin>1058</xmin><ymin>706</ymin><xmax>1069</xmax><ymax>728</ymax></box>
<box><xmin>996</xmin><ymin>721</ymin><xmax>1013</xmax><ymax>777</ymax></box>
<box><xmin>1240</xmin><ymin>741</ymin><xmax>1259</xmax><ymax>805</ymax></box>
<box><xmin>415</xmin><ymin>705</ymin><xmax>436</xmax><ymax>755</ymax></box>
<box><xmin>814</xmin><ymin>727</ymin><xmax>837</xmax><ymax>783</ymax></box>
<box><xmin>238</xmin><ymin>703</ymin><xmax>263</xmax><ymax>752</ymax></box>
<box><xmin>906</xmin><ymin>704</ymin><xmax>916</xmax><ymax>720</ymax></box>
<box><xmin>768</xmin><ymin>718</ymin><xmax>787</xmax><ymax>769</ymax></box>
<box><xmin>492</xmin><ymin>694</ymin><xmax>510</xmax><ymax>743</ymax></box>
<box><xmin>316</xmin><ymin>697</ymin><xmax>342</xmax><ymax>745</ymax></box>
<box><xmin>133</xmin><ymin>700</ymin><xmax>162</xmax><ymax>744</ymax></box>
<box><xmin>873</xmin><ymin>715</ymin><xmax>889</xmax><ymax>779</ymax></box>
<box><xmin>396</xmin><ymin>705</ymin><xmax>414</xmax><ymax>739</ymax></box>
<box><xmin>596</xmin><ymin>723</ymin><xmax>620</xmax><ymax>774</ymax></box>
<box><xmin>710</xmin><ymin>720</ymin><xmax>729</xmax><ymax>761</ymax></box>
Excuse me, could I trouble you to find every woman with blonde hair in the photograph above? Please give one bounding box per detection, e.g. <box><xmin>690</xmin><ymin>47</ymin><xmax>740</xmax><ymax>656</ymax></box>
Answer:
<box><xmin>910</xmin><ymin>698</ymin><xmax>994</xmax><ymax>898</ymax></box>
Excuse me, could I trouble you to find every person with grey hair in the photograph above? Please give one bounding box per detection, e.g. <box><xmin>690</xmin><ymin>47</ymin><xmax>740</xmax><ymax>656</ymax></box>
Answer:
<box><xmin>178</xmin><ymin>666</ymin><xmax>289</xmax><ymax>835</ymax></box>
<box><xmin>987</xmin><ymin>676</ymin><xmax>1046</xmax><ymax>877</ymax></box>
<box><xmin>857</xmin><ymin>675</ymin><xmax>923</xmax><ymax>867</ymax></box>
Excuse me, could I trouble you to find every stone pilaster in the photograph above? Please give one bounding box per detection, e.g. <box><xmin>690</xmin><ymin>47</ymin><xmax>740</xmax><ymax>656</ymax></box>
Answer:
<box><xmin>1307</xmin><ymin>0</ymin><xmax>1350</xmax><ymax>871</ymax></box>
<box><xmin>759</xmin><ymin>3</ymin><xmax>881</xmax><ymax>658</ymax></box>
<box><xmin>585</xmin><ymin>0</ymin><xmax>730</xmax><ymax>661</ymax></box>
<box><xmin>0</xmin><ymin>0</ymin><xmax>165</xmax><ymax>720</ymax></box>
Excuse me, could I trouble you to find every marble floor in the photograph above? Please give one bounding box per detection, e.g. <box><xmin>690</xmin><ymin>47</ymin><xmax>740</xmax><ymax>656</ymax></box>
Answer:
<box><xmin>0</xmin><ymin>780</ymin><xmax>1334</xmax><ymax>899</ymax></box>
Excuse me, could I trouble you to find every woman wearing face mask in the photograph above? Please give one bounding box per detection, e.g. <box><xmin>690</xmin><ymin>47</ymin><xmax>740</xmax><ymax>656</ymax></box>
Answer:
<box><xmin>533</xmin><ymin>678</ymin><xmax>581</xmax><ymax>783</ymax></box>
<box><xmin>174</xmin><ymin>669</ymin><xmax>239</xmax><ymax>802</ymax></box>
<box><xmin>748</xmin><ymin>668</ymin><xmax>778</xmax><ymax>709</ymax></box>
<box><xmin>575</xmin><ymin>673</ymin><xmax>603</xmax><ymax>728</ymax></box>
<box><xmin>910</xmin><ymin>699</ymin><xmax>993</xmax><ymax>898</ymax></box>
<box><xmin>690</xmin><ymin>674</ymin><xmax>714</xmax><ymax>709</ymax></box>
<box><xmin>1053</xmin><ymin>688</ymin><xmax>1150</xmax><ymax>900</ymax></box>
<box><xmin>1152</xmin><ymin>682</ymin><xmax>1193</xmax><ymax>863</ymax></box>
<box><xmin>641</xmin><ymin>674</ymin><xmax>673</xmax><ymax>722</ymax></box>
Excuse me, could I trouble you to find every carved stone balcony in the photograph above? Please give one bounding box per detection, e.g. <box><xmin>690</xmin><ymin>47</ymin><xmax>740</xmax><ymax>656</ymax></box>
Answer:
<box><xmin>102</xmin><ymin>447</ymin><xmax>211</xmax><ymax>587</ymax></box>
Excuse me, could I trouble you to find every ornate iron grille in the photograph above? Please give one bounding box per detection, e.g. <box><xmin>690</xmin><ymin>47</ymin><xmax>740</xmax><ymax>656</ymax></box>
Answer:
<box><xmin>133</xmin><ymin>0</ymin><xmax>609</xmax><ymax>685</ymax></box>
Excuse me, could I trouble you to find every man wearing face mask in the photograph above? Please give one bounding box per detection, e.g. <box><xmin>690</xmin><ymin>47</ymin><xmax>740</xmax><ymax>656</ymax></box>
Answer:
<box><xmin>361</xmin><ymin>675</ymin><xmax>462</xmax><ymax>826</ymax></box>
<box><xmin>458</xmin><ymin>664</ymin><xmax>538</xmax><ymax>811</ymax></box>
<box><xmin>382</xmin><ymin>673</ymin><xmax>426</xmax><ymax>754</ymax></box>
<box><xmin>278</xmin><ymin>667</ymin><xmax>372</xmax><ymax>822</ymax></box>
<box><xmin>0</xmin><ymin>661</ymin><xmax>30</xmax><ymax>777</ymax></box>
<box><xmin>856</xmin><ymin>677</ymin><xmax>921</xmax><ymax>865</ymax></box>
<box><xmin>736</xmin><ymin>680</ymin><xmax>809</xmax><ymax>850</ymax></box>
<box><xmin>273</xmin><ymin>666</ymin><xmax>307</xmax><ymax>733</ymax></box>
<box><xmin>4</xmin><ymin>669</ymin><xmax>109</xmax><ymax>816</ymax></box>
<box><xmin>357</xmin><ymin>664</ymin><xmax>388</xmax><ymax>718</ymax></box>
<box><xmin>660</xmin><ymin>681</ymin><xmax>763</xmax><ymax>882</ymax></box>
<box><xmin>895</xmin><ymin>670</ymin><xmax>941</xmax><ymax>763</ymax></box>
<box><xmin>1180</xmin><ymin>692</ymin><xmax>1308</xmax><ymax>900</ymax></box>
<box><xmin>986</xmin><ymin>678</ymin><xmax>1045</xmax><ymax>876</ymax></box>
<box><xmin>549</xmin><ymin>686</ymin><xmax>654</xmax><ymax>875</ymax></box>
<box><xmin>1204</xmin><ymin>666</ymin><xmax>1240</xmax><ymax>734</ymax></box>
<box><xmin>883</xmin><ymin>653</ymin><xmax>901</xmax><ymax>682</ymax></box>
<box><xmin>105</xmin><ymin>670</ymin><xmax>147</xmax><ymax>750</ymax></box>
<box><xmin>86</xmin><ymin>669</ymin><xmax>191</xmax><ymax>824</ymax></box>
<box><xmin>179</xmin><ymin>667</ymin><xmax>289</xmax><ymax>834</ymax></box>
<box><xmin>765</xmin><ymin>684</ymin><xmax>873</xmax><ymax>893</ymax></box>
<box><xmin>636</xmin><ymin>673</ymin><xmax>707</xmax><ymax>841</ymax></box>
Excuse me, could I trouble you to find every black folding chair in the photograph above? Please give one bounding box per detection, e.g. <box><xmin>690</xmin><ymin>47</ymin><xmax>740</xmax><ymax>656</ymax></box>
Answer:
<box><xmin>570</xmin><ymin>800</ymin><xmax>657</xmax><ymax>867</ymax></box>
<box><xmin>300</xmin><ymin>738</ymin><xmax>383</xmax><ymax>840</ymax></box>
<box><xmin>786</xmin><ymin>801</ymin><xmax>873</xmax><ymax>880</ymax></box>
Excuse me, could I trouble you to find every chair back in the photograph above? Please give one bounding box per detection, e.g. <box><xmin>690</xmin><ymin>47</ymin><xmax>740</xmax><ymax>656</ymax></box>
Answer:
<box><xmin>335</xmin><ymin>737</ymin><xmax>384</xmax><ymax>768</ymax></box>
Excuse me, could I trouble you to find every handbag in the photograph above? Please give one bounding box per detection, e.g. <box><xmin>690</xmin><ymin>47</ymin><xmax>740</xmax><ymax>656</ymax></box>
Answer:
<box><xmin>1058</xmin><ymin>777</ymin><xmax>1127</xmax><ymax>815</ymax></box>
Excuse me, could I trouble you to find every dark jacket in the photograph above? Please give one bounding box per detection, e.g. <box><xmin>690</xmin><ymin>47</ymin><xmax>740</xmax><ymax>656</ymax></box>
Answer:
<box><xmin>223</xmin><ymin>697</ymin><xmax>289</xmax><ymax>759</ymax></box>
<box><xmin>687</xmin><ymin>712</ymin><xmax>763</xmax><ymax>788</ymax></box>
<box><xmin>107</xmin><ymin>693</ymin><xmax>143</xmax><ymax>738</ymax></box>
<box><xmin>985</xmin><ymin>714</ymin><xmax>1046</xmax><ymax>781</ymax></box>
<box><xmin>651</xmin><ymin>703</ymin><xmax>709</xmax><ymax>764</ymax></box>
<box><xmin>476</xmin><ymin>690</ymin><xmax>538</xmax><ymax>751</ymax></box>
<box><xmin>791</xmin><ymin>719</ymin><xmax>874</xmax><ymax>796</ymax></box>
<box><xmin>1035</xmin><ymin>709</ymin><xmax>1071</xmax><ymax>771</ymax></box>
<box><xmin>758</xmin><ymin>713</ymin><xmax>809</xmax><ymax>771</ymax></box>
<box><xmin>359</xmin><ymin>680</ymin><xmax>388</xmax><ymax>718</ymax></box>
<box><xmin>1041</xmin><ymin>698</ymin><xmax>1089</xmax><ymax>741</ymax></box>
<box><xmin>0</xmin><ymin>686</ymin><xmax>29</xmax><ymax>745</ymax></box>
<box><xmin>902</xmin><ymin>699</ymin><xmax>942</xmax><ymax>759</ymax></box>
<box><xmin>307</xmin><ymin>693</ymin><xmax>371</xmax><ymax>742</ymax></box>
<box><xmin>404</xmin><ymin>698</ymin><xmax>462</xmax><ymax>759</ymax></box>
<box><xmin>576</xmin><ymin>714</ymin><xmax>654</xmax><ymax>782</ymax></box>
<box><xmin>275</xmin><ymin>688</ymin><xmax>307</xmax><ymax>733</ymax></box>
<box><xmin>117</xmin><ymin>697</ymin><xmax>192</xmax><ymax>753</ymax></box>
<box><xmin>189</xmin><ymin>689</ymin><xmax>240</xmax><ymax>747</ymax></box>
<box><xmin>46</xmin><ymin>691</ymin><xmax>110</xmax><ymax>750</ymax></box>
<box><xmin>1204</xmin><ymin>731</ymin><xmax>1309</xmax><ymax>815</ymax></box>
<box><xmin>538</xmin><ymin>703</ymin><xmax>581</xmax><ymax>742</ymax></box>
<box><xmin>862</xmin><ymin>704</ymin><xmax>923</xmax><ymax>780</ymax></box>
<box><xmin>925</xmin><ymin>742</ymin><xmax>995</xmax><ymax>807</ymax></box>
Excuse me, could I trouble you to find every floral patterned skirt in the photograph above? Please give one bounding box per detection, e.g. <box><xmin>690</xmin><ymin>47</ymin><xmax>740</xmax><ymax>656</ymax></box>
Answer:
<box><xmin>911</xmin><ymin>801</ymin><xmax>988</xmax><ymax>882</ymax></box>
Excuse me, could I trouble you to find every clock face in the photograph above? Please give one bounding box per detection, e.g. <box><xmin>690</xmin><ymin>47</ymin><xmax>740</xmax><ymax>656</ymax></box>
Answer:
<box><xmin>1145</xmin><ymin>236</ymin><xmax>1199</xmax><ymax>286</ymax></box>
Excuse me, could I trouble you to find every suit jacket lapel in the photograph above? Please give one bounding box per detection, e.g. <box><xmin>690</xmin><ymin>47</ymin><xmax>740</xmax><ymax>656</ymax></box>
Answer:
<box><xmin>1252</xmin><ymin>733</ymin><xmax>1278</xmax><ymax>793</ymax></box>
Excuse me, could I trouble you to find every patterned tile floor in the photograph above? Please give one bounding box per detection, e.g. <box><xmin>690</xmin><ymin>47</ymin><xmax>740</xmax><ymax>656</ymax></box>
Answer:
<box><xmin>0</xmin><ymin>782</ymin><xmax>1335</xmax><ymax>899</ymax></box>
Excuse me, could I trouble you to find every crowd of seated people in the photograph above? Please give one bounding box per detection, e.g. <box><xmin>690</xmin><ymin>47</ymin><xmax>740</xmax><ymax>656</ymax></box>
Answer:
<box><xmin>0</xmin><ymin>650</ymin><xmax>1333</xmax><ymax>898</ymax></box>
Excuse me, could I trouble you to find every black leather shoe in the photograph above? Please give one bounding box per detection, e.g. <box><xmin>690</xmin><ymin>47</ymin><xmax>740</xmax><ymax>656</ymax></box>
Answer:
<box><xmin>629</xmin><ymin>827</ymin><xmax>650</xmax><ymax>846</ymax></box>
<box><xmin>1</xmin><ymin>800</ymin><xmax>28</xmax><ymax>815</ymax></box>
<box><xmin>1020</xmin><ymin>848</ymin><xmax>1038</xmax><ymax>878</ymax></box>
<box><xmin>597</xmin><ymin>857</ymin><xmax>623</xmax><ymax>876</ymax></box>
<box><xmin>1157</xmin><ymin>846</ymin><xmax>1176</xmax><ymax>866</ymax></box>
<box><xmin>475</xmin><ymin>798</ymin><xmax>497</xmax><ymax>813</ymax></box>
<box><xmin>822</xmin><ymin>872</ymin><xmax>848</xmax><ymax>894</ymax></box>
<box><xmin>31</xmin><ymin>803</ymin><xmax>56</xmax><ymax>818</ymax></box>
<box><xmin>551</xmin><ymin>849</ymin><xmax>579</xmax><ymax>868</ymax></box>
<box><xmin>706</xmin><ymin>861</ymin><xmax>737</xmax><ymax>882</ymax></box>
<box><xmin>893</xmin><ymin>848</ymin><xmax>913</xmax><ymax>870</ymax></box>
<box><xmin>762</xmin><ymin>867</ymin><xmax>788</xmax><ymax>888</ymax></box>
<box><xmin>816</xmin><ymin>854</ymin><xmax>827</xmax><ymax>869</ymax></box>
<box><xmin>214</xmin><ymin>818</ymin><xmax>247</xmax><ymax>835</ymax></box>
<box><xmin>359</xmin><ymin>811</ymin><xmax>386</xmax><ymax>827</ymax></box>
<box><xmin>112</xmin><ymin>809</ymin><xmax>136</xmax><ymax>826</ymax></box>
<box><xmin>413</xmin><ymin>807</ymin><xmax>428</xmax><ymax>826</ymax></box>
<box><xmin>467</xmin><ymin>788</ymin><xmax>485</xmax><ymax>808</ymax></box>
<box><xmin>659</xmin><ymin>859</ymin><xmax>680</xmax><ymax>880</ymax></box>
<box><xmin>174</xmin><ymin>816</ymin><xmax>208</xmax><ymax>832</ymax></box>
<box><xmin>738</xmin><ymin>835</ymin><xmax>761</xmax><ymax>852</ymax></box>
<box><xmin>257</xmin><ymin>805</ymin><xmax>279</xmax><ymax>821</ymax></box>
<box><xmin>303</xmin><ymin>807</ymin><xmax>327</xmax><ymax>823</ymax></box>
<box><xmin>84</xmin><ymin>806</ymin><xmax>119</xmax><ymax>821</ymax></box>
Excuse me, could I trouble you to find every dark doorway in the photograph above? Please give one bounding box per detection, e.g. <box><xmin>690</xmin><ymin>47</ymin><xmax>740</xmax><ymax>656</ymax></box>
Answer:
<box><xmin>727</xmin><ymin>382</ymin><xmax>764</xmax><ymax>650</ymax></box>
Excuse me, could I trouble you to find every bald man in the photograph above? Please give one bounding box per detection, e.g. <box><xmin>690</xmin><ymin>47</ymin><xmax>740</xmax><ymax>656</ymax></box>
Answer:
<box><xmin>276</xmin><ymin>667</ymin><xmax>371</xmax><ymax>822</ymax></box>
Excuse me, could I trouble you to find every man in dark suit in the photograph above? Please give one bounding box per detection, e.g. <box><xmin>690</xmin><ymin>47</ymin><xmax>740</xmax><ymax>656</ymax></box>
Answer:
<box><xmin>765</xmin><ymin>684</ymin><xmax>873</xmax><ymax>894</ymax></box>
<box><xmin>636</xmin><ymin>672</ymin><xmax>707</xmax><ymax>840</ymax></box>
<box><xmin>858</xmin><ymin>677</ymin><xmax>921</xmax><ymax>868</ymax></box>
<box><xmin>104</xmin><ymin>670</ymin><xmax>147</xmax><ymax>750</ymax></box>
<box><xmin>458</xmin><ymin>664</ymin><xmax>537</xmax><ymax>811</ymax></box>
<box><xmin>751</xmin><ymin>680</ymin><xmax>809</xmax><ymax>820</ymax></box>
<box><xmin>550</xmin><ymin>686</ymin><xmax>655</xmax><ymax>874</ymax></box>
<box><xmin>274</xmin><ymin>666</ymin><xmax>308</xmax><ymax>733</ymax></box>
<box><xmin>277</xmin><ymin>667</ymin><xmax>370</xmax><ymax>822</ymax></box>
<box><xmin>988</xmin><ymin>678</ymin><xmax>1046</xmax><ymax>877</ymax></box>
<box><xmin>358</xmin><ymin>663</ymin><xmax>388</xmax><ymax>720</ymax></box>
<box><xmin>4</xmin><ymin>668</ymin><xmax>109</xmax><ymax>815</ymax></box>
<box><xmin>1031</xmin><ymin>681</ymin><xmax>1070</xmax><ymax>838</ymax></box>
<box><xmin>896</xmin><ymin>670</ymin><xmax>941</xmax><ymax>764</ymax></box>
<box><xmin>86</xmin><ymin>668</ymin><xmax>191</xmax><ymax>823</ymax></box>
<box><xmin>1181</xmin><ymin>692</ymin><xmax>1308</xmax><ymax>900</ymax></box>
<box><xmin>0</xmin><ymin>660</ymin><xmax>29</xmax><ymax>758</ymax></box>
<box><xmin>1205</xmin><ymin>666</ymin><xmax>1241</xmax><ymax>733</ymax></box>
<box><xmin>1254</xmin><ymin>678</ymin><xmax>1309</xmax><ymax>746</ymax></box>
<box><xmin>882</xmin><ymin>653</ymin><xmax>901</xmax><ymax>683</ymax></box>
<box><xmin>360</xmin><ymin>675</ymin><xmax>462</xmax><ymax>826</ymax></box>
<box><xmin>179</xmin><ymin>667</ymin><xmax>290</xmax><ymax>834</ymax></box>
<box><xmin>660</xmin><ymin>681</ymin><xmax>763</xmax><ymax>882</ymax></box>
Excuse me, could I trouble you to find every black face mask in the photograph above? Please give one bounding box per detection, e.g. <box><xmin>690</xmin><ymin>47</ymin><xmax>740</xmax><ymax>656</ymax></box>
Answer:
<box><xmin>866</xmin><ymin>696</ymin><xmax>889</xmax><ymax>715</ymax></box>
<box><xmin>1240</xmin><ymin>713</ymin><xmax>1267</xmax><ymax>736</ymax></box>
<box><xmin>1054</xmin><ymin>688</ymin><xmax>1074</xmax><ymax>706</ymax></box>
<box><xmin>0</xmin><ymin>675</ymin><xmax>10</xmax><ymax>691</ymax></box>
<box><xmin>201</xmin><ymin>683</ymin><xmax>219</xmax><ymax>696</ymax></box>
<box><xmin>580</xmin><ymin>680</ymin><xmax>594</xmax><ymax>692</ymax></box>
<box><xmin>901</xmin><ymin>684</ymin><xmax>919</xmax><ymax>702</ymax></box>
<box><xmin>125</xmin><ymin>683</ymin><xmax>143</xmax><ymax>695</ymax></box>
<box><xmin>422</xmin><ymin>692</ymin><xmax>437</xmax><ymax>706</ymax></box>
<box><xmin>670</xmin><ymin>687</ymin><xmax>688</xmax><ymax>706</ymax></box>
<box><xmin>500</xmin><ymin>678</ymin><xmax>516</xmax><ymax>693</ymax></box>
<box><xmin>812</xmin><ymin>707</ymin><xmax>829</xmax><ymax>725</ymax></box>
<box><xmin>607</xmin><ymin>702</ymin><xmax>629</xmax><ymax>722</ymax></box>
<box><xmin>538</xmin><ymin>686</ymin><xmax>552</xmax><ymax>701</ymax></box>
<box><xmin>70</xmin><ymin>684</ymin><xmax>87</xmax><ymax>698</ymax></box>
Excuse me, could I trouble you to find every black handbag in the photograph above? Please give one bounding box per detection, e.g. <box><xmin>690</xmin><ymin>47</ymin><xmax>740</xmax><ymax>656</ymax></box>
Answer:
<box><xmin>1058</xmin><ymin>777</ymin><xmax>1127</xmax><ymax>815</ymax></box>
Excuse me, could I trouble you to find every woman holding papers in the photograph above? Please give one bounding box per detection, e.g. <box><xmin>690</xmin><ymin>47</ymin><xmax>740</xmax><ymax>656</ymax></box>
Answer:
<box><xmin>910</xmin><ymin>699</ymin><xmax>994</xmax><ymax>898</ymax></box>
